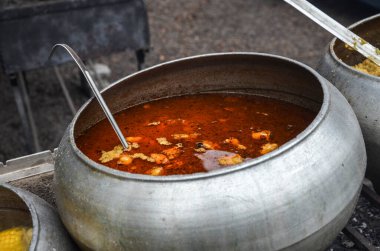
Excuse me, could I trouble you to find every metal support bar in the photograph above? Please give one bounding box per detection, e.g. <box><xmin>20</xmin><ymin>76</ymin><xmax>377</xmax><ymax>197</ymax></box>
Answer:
<box><xmin>135</xmin><ymin>49</ymin><xmax>147</xmax><ymax>70</ymax></box>
<box><xmin>362</xmin><ymin>184</ymin><xmax>380</xmax><ymax>208</ymax></box>
<box><xmin>0</xmin><ymin>150</ymin><xmax>55</xmax><ymax>183</ymax></box>
<box><xmin>343</xmin><ymin>225</ymin><xmax>378</xmax><ymax>251</ymax></box>
<box><xmin>53</xmin><ymin>66</ymin><xmax>76</xmax><ymax>116</ymax></box>
<box><xmin>18</xmin><ymin>72</ymin><xmax>41</xmax><ymax>152</ymax></box>
<box><xmin>9</xmin><ymin>74</ymin><xmax>33</xmax><ymax>152</ymax></box>
<box><xmin>9</xmin><ymin>73</ymin><xmax>41</xmax><ymax>153</ymax></box>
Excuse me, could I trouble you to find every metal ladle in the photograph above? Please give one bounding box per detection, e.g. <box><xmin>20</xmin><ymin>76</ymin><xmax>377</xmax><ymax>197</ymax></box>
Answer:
<box><xmin>49</xmin><ymin>44</ymin><xmax>129</xmax><ymax>150</ymax></box>
<box><xmin>284</xmin><ymin>0</ymin><xmax>380</xmax><ymax>66</ymax></box>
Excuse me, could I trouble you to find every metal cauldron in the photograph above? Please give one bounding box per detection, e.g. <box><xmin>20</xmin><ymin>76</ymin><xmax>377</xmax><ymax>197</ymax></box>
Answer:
<box><xmin>317</xmin><ymin>14</ymin><xmax>380</xmax><ymax>193</ymax></box>
<box><xmin>54</xmin><ymin>53</ymin><xmax>366</xmax><ymax>250</ymax></box>
<box><xmin>0</xmin><ymin>184</ymin><xmax>78</xmax><ymax>250</ymax></box>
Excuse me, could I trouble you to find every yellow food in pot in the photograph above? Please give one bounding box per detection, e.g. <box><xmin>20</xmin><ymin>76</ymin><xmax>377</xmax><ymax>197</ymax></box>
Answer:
<box><xmin>353</xmin><ymin>58</ymin><xmax>380</xmax><ymax>77</ymax></box>
<box><xmin>0</xmin><ymin>227</ymin><xmax>33</xmax><ymax>251</ymax></box>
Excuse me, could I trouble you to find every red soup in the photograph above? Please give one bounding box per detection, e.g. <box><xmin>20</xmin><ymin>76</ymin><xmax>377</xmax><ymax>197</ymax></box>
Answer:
<box><xmin>76</xmin><ymin>93</ymin><xmax>316</xmax><ymax>176</ymax></box>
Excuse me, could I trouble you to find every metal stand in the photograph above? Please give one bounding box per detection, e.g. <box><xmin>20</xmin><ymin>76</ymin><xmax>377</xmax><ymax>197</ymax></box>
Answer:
<box><xmin>53</xmin><ymin>66</ymin><xmax>76</xmax><ymax>116</ymax></box>
<box><xmin>1</xmin><ymin>0</ymin><xmax>150</xmax><ymax>153</ymax></box>
<box><xmin>9</xmin><ymin>49</ymin><xmax>148</xmax><ymax>153</ymax></box>
<box><xmin>136</xmin><ymin>49</ymin><xmax>147</xmax><ymax>71</ymax></box>
<box><xmin>9</xmin><ymin>72</ymin><xmax>41</xmax><ymax>153</ymax></box>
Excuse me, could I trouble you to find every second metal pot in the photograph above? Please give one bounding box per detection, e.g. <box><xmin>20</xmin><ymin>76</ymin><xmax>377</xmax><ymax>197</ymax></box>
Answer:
<box><xmin>317</xmin><ymin>14</ymin><xmax>380</xmax><ymax>193</ymax></box>
<box><xmin>0</xmin><ymin>184</ymin><xmax>78</xmax><ymax>250</ymax></box>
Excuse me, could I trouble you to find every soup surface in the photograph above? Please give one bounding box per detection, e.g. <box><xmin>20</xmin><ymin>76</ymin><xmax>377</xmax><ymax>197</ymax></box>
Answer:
<box><xmin>76</xmin><ymin>93</ymin><xmax>316</xmax><ymax>175</ymax></box>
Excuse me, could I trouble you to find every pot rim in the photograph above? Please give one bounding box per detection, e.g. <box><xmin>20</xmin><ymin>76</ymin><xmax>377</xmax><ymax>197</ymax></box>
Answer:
<box><xmin>0</xmin><ymin>184</ymin><xmax>38</xmax><ymax>250</ymax></box>
<box><xmin>329</xmin><ymin>13</ymin><xmax>380</xmax><ymax>80</ymax></box>
<box><xmin>68</xmin><ymin>52</ymin><xmax>330</xmax><ymax>182</ymax></box>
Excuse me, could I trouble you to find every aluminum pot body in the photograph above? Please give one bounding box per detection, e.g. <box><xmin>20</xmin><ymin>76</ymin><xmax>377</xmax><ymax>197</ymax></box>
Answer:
<box><xmin>317</xmin><ymin>14</ymin><xmax>380</xmax><ymax>192</ymax></box>
<box><xmin>0</xmin><ymin>184</ymin><xmax>78</xmax><ymax>250</ymax></box>
<box><xmin>55</xmin><ymin>53</ymin><xmax>366</xmax><ymax>251</ymax></box>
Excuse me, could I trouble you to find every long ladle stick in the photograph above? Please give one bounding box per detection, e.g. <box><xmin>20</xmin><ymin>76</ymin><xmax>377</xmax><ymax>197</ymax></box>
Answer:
<box><xmin>49</xmin><ymin>44</ymin><xmax>129</xmax><ymax>150</ymax></box>
<box><xmin>284</xmin><ymin>0</ymin><xmax>380</xmax><ymax>66</ymax></box>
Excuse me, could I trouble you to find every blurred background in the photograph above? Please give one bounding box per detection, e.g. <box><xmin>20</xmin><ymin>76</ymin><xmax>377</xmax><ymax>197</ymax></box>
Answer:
<box><xmin>0</xmin><ymin>0</ymin><xmax>378</xmax><ymax>162</ymax></box>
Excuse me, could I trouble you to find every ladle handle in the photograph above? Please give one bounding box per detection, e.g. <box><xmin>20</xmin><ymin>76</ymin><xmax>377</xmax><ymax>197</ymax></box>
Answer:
<box><xmin>284</xmin><ymin>0</ymin><xmax>380</xmax><ymax>66</ymax></box>
<box><xmin>49</xmin><ymin>44</ymin><xmax>129</xmax><ymax>150</ymax></box>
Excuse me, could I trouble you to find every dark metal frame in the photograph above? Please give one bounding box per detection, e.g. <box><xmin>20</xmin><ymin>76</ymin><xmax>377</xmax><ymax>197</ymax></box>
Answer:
<box><xmin>0</xmin><ymin>0</ymin><xmax>150</xmax><ymax>152</ymax></box>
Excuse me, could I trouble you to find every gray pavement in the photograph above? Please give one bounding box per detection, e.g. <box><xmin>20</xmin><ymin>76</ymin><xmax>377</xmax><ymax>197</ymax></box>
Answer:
<box><xmin>0</xmin><ymin>0</ymin><xmax>377</xmax><ymax>161</ymax></box>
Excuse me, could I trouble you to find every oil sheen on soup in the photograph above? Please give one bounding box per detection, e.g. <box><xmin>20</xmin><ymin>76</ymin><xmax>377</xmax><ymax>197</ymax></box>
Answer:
<box><xmin>76</xmin><ymin>93</ymin><xmax>316</xmax><ymax>176</ymax></box>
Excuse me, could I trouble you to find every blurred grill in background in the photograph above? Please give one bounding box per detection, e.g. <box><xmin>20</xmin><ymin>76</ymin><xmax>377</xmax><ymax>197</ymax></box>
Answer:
<box><xmin>0</xmin><ymin>0</ymin><xmax>150</xmax><ymax>154</ymax></box>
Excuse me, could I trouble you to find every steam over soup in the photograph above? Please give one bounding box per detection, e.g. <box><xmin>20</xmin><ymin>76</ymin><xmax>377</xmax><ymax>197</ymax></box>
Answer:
<box><xmin>76</xmin><ymin>93</ymin><xmax>316</xmax><ymax>175</ymax></box>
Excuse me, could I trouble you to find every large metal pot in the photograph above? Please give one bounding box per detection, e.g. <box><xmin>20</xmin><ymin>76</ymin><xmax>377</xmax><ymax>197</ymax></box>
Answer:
<box><xmin>55</xmin><ymin>53</ymin><xmax>366</xmax><ymax>250</ymax></box>
<box><xmin>0</xmin><ymin>184</ymin><xmax>78</xmax><ymax>250</ymax></box>
<box><xmin>317</xmin><ymin>14</ymin><xmax>380</xmax><ymax>192</ymax></box>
